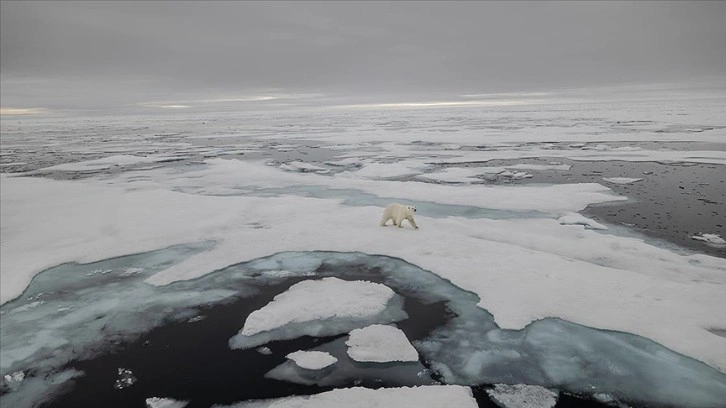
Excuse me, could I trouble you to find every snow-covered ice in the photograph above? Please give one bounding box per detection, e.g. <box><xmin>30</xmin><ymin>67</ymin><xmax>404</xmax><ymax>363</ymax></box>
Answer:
<box><xmin>286</xmin><ymin>351</ymin><xmax>338</xmax><ymax>370</ymax></box>
<box><xmin>2</xmin><ymin>99</ymin><xmax>726</xmax><ymax>407</ymax></box>
<box><xmin>214</xmin><ymin>385</ymin><xmax>478</xmax><ymax>408</ymax></box>
<box><xmin>345</xmin><ymin>325</ymin><xmax>419</xmax><ymax>363</ymax></box>
<box><xmin>486</xmin><ymin>384</ymin><xmax>558</xmax><ymax>408</ymax></box>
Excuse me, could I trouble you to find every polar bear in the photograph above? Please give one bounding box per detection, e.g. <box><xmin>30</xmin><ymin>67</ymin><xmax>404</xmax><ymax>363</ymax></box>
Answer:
<box><xmin>380</xmin><ymin>203</ymin><xmax>419</xmax><ymax>229</ymax></box>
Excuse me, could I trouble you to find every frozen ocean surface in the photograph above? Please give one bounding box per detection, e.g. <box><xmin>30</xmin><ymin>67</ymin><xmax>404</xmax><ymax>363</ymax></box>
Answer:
<box><xmin>1</xmin><ymin>98</ymin><xmax>726</xmax><ymax>407</ymax></box>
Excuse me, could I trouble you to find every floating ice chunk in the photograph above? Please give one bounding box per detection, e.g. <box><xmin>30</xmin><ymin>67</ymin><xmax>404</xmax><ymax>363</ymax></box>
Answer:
<box><xmin>146</xmin><ymin>397</ymin><xmax>189</xmax><ymax>408</ymax></box>
<box><xmin>346</xmin><ymin>325</ymin><xmax>419</xmax><ymax>363</ymax></box>
<box><xmin>8</xmin><ymin>301</ymin><xmax>44</xmax><ymax>315</ymax></box>
<box><xmin>286</xmin><ymin>351</ymin><xmax>337</xmax><ymax>370</ymax></box>
<box><xmin>113</xmin><ymin>368</ymin><xmax>137</xmax><ymax>390</ymax></box>
<box><xmin>214</xmin><ymin>385</ymin><xmax>478</xmax><ymax>408</ymax></box>
<box><xmin>229</xmin><ymin>278</ymin><xmax>407</xmax><ymax>349</ymax></box>
<box><xmin>38</xmin><ymin>155</ymin><xmax>178</xmax><ymax>172</ymax></box>
<box><xmin>265</xmin><ymin>335</ymin><xmax>433</xmax><ymax>387</ymax></box>
<box><xmin>558</xmin><ymin>213</ymin><xmax>608</xmax><ymax>230</ymax></box>
<box><xmin>486</xmin><ymin>384</ymin><xmax>558</xmax><ymax>408</ymax></box>
<box><xmin>691</xmin><ymin>233</ymin><xmax>726</xmax><ymax>247</ymax></box>
<box><xmin>505</xmin><ymin>163</ymin><xmax>571</xmax><ymax>171</ymax></box>
<box><xmin>256</xmin><ymin>347</ymin><xmax>272</xmax><ymax>355</ymax></box>
<box><xmin>3</xmin><ymin>370</ymin><xmax>25</xmax><ymax>389</ymax></box>
<box><xmin>324</xmin><ymin>157</ymin><xmax>364</xmax><ymax>167</ymax></box>
<box><xmin>240</xmin><ymin>278</ymin><xmax>396</xmax><ymax>336</ymax></box>
<box><xmin>351</xmin><ymin>160</ymin><xmax>429</xmax><ymax>179</ymax></box>
<box><xmin>260</xmin><ymin>269</ymin><xmax>314</xmax><ymax>279</ymax></box>
<box><xmin>602</xmin><ymin>177</ymin><xmax>643</xmax><ymax>184</ymax></box>
<box><xmin>417</xmin><ymin>167</ymin><xmax>496</xmax><ymax>184</ymax></box>
<box><xmin>584</xmin><ymin>144</ymin><xmax>612</xmax><ymax>151</ymax></box>
<box><xmin>279</xmin><ymin>161</ymin><xmax>329</xmax><ymax>174</ymax></box>
<box><xmin>500</xmin><ymin>171</ymin><xmax>533</xmax><ymax>179</ymax></box>
<box><xmin>121</xmin><ymin>267</ymin><xmax>144</xmax><ymax>277</ymax></box>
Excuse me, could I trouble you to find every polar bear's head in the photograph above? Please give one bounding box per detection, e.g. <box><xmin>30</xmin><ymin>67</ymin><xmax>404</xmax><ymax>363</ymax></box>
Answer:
<box><xmin>407</xmin><ymin>206</ymin><xmax>417</xmax><ymax>213</ymax></box>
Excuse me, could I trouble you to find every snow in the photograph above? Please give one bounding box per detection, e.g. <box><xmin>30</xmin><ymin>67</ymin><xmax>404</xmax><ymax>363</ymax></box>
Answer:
<box><xmin>146</xmin><ymin>397</ymin><xmax>189</xmax><ymax>408</ymax></box>
<box><xmin>602</xmin><ymin>177</ymin><xmax>644</xmax><ymax>185</ymax></box>
<box><xmin>486</xmin><ymin>384</ymin><xmax>558</xmax><ymax>408</ymax></box>
<box><xmin>286</xmin><ymin>351</ymin><xmax>338</xmax><ymax>370</ymax></box>
<box><xmin>216</xmin><ymin>385</ymin><xmax>478</xmax><ymax>408</ymax></box>
<box><xmin>346</xmin><ymin>325</ymin><xmax>419</xmax><ymax>363</ymax></box>
<box><xmin>557</xmin><ymin>213</ymin><xmax>608</xmax><ymax>230</ymax></box>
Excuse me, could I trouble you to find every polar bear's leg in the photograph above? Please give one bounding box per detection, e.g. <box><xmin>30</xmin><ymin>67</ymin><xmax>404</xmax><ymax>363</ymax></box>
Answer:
<box><xmin>380</xmin><ymin>215</ymin><xmax>390</xmax><ymax>226</ymax></box>
<box><xmin>395</xmin><ymin>215</ymin><xmax>405</xmax><ymax>228</ymax></box>
<box><xmin>407</xmin><ymin>216</ymin><xmax>419</xmax><ymax>229</ymax></box>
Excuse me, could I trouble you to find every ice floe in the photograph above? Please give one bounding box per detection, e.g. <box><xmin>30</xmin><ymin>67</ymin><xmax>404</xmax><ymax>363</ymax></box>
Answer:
<box><xmin>37</xmin><ymin>154</ymin><xmax>181</xmax><ymax>172</ymax></box>
<box><xmin>286</xmin><ymin>351</ymin><xmax>338</xmax><ymax>370</ymax></box>
<box><xmin>349</xmin><ymin>160</ymin><xmax>430</xmax><ymax>179</ymax></box>
<box><xmin>113</xmin><ymin>368</ymin><xmax>137</xmax><ymax>390</ymax></box>
<box><xmin>602</xmin><ymin>177</ymin><xmax>644</xmax><ymax>185</ymax></box>
<box><xmin>346</xmin><ymin>325</ymin><xmax>419</xmax><ymax>363</ymax></box>
<box><xmin>279</xmin><ymin>161</ymin><xmax>329</xmax><ymax>173</ymax></box>
<box><xmin>229</xmin><ymin>278</ymin><xmax>407</xmax><ymax>349</ymax></box>
<box><xmin>691</xmin><ymin>233</ymin><xmax>726</xmax><ymax>247</ymax></box>
<box><xmin>558</xmin><ymin>213</ymin><xmax>608</xmax><ymax>230</ymax></box>
<box><xmin>146</xmin><ymin>397</ymin><xmax>189</xmax><ymax>408</ymax></box>
<box><xmin>214</xmin><ymin>385</ymin><xmax>478</xmax><ymax>408</ymax></box>
<box><xmin>486</xmin><ymin>384</ymin><xmax>558</xmax><ymax>408</ymax></box>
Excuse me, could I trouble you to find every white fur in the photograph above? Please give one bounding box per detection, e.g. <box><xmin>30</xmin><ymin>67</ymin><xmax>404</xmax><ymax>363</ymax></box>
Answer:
<box><xmin>380</xmin><ymin>203</ymin><xmax>418</xmax><ymax>229</ymax></box>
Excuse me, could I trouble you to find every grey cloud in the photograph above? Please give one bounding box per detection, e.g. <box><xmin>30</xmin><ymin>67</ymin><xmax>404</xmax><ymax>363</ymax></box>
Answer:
<box><xmin>1</xmin><ymin>1</ymin><xmax>724</xmax><ymax>112</ymax></box>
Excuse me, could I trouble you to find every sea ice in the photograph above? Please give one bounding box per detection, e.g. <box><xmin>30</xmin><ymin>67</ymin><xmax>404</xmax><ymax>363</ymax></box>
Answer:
<box><xmin>486</xmin><ymin>384</ymin><xmax>558</xmax><ymax>408</ymax></box>
<box><xmin>345</xmin><ymin>324</ymin><xmax>419</xmax><ymax>363</ymax></box>
<box><xmin>602</xmin><ymin>177</ymin><xmax>644</xmax><ymax>184</ymax></box>
<box><xmin>213</xmin><ymin>385</ymin><xmax>478</xmax><ymax>408</ymax></box>
<box><xmin>286</xmin><ymin>351</ymin><xmax>337</xmax><ymax>370</ymax></box>
<box><xmin>229</xmin><ymin>278</ymin><xmax>407</xmax><ymax>349</ymax></box>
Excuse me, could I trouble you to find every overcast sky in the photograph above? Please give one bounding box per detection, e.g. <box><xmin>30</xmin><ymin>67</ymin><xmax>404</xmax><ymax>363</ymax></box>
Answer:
<box><xmin>1</xmin><ymin>1</ymin><xmax>724</xmax><ymax>113</ymax></box>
